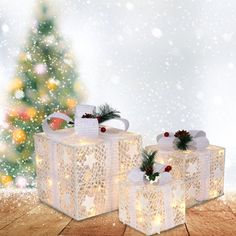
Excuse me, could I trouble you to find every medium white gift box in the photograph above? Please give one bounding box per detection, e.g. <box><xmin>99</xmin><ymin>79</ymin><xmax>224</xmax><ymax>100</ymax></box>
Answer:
<box><xmin>119</xmin><ymin>168</ymin><xmax>185</xmax><ymax>235</ymax></box>
<box><xmin>146</xmin><ymin>130</ymin><xmax>225</xmax><ymax>208</ymax></box>
<box><xmin>34</xmin><ymin>105</ymin><xmax>142</xmax><ymax>220</ymax></box>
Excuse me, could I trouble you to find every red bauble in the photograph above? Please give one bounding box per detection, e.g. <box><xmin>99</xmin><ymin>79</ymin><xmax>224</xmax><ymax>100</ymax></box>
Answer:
<box><xmin>50</xmin><ymin>118</ymin><xmax>64</xmax><ymax>130</ymax></box>
<box><xmin>164</xmin><ymin>132</ymin><xmax>169</xmax><ymax>137</ymax></box>
<box><xmin>19</xmin><ymin>111</ymin><xmax>30</xmax><ymax>121</ymax></box>
<box><xmin>164</xmin><ymin>165</ymin><xmax>172</xmax><ymax>172</ymax></box>
<box><xmin>100</xmin><ymin>127</ymin><xmax>106</xmax><ymax>133</ymax></box>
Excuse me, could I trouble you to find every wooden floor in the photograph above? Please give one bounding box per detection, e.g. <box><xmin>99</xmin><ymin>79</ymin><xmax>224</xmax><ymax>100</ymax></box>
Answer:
<box><xmin>0</xmin><ymin>189</ymin><xmax>236</xmax><ymax>236</ymax></box>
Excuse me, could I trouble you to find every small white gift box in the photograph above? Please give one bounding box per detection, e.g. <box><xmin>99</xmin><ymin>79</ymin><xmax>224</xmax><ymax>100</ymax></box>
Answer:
<box><xmin>119</xmin><ymin>168</ymin><xmax>185</xmax><ymax>235</ymax></box>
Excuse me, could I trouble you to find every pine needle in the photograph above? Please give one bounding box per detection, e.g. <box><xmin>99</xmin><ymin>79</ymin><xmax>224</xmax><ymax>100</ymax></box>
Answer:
<box><xmin>95</xmin><ymin>104</ymin><xmax>121</xmax><ymax>123</ymax></box>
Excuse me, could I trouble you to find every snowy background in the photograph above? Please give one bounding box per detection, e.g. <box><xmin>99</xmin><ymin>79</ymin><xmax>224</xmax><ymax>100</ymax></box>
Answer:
<box><xmin>0</xmin><ymin>0</ymin><xmax>236</xmax><ymax>191</ymax></box>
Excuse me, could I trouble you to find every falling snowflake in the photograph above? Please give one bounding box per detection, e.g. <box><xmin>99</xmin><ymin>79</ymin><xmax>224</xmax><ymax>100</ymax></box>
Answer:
<box><xmin>152</xmin><ymin>28</ymin><xmax>163</xmax><ymax>38</ymax></box>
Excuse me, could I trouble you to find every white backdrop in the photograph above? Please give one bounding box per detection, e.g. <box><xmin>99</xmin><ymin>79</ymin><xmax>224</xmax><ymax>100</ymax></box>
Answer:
<box><xmin>0</xmin><ymin>0</ymin><xmax>235</xmax><ymax>191</ymax></box>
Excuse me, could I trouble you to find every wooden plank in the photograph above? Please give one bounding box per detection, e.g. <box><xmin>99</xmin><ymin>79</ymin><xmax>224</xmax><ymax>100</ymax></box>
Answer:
<box><xmin>0</xmin><ymin>189</ymin><xmax>39</xmax><ymax>229</ymax></box>
<box><xmin>221</xmin><ymin>193</ymin><xmax>236</xmax><ymax>214</ymax></box>
<box><xmin>0</xmin><ymin>203</ymin><xmax>71</xmax><ymax>236</ymax></box>
<box><xmin>186</xmin><ymin>197</ymin><xmax>236</xmax><ymax>236</ymax></box>
<box><xmin>159</xmin><ymin>225</ymin><xmax>189</xmax><ymax>236</ymax></box>
<box><xmin>124</xmin><ymin>224</ymin><xmax>188</xmax><ymax>236</ymax></box>
<box><xmin>60</xmin><ymin>211</ymin><xmax>126</xmax><ymax>236</ymax></box>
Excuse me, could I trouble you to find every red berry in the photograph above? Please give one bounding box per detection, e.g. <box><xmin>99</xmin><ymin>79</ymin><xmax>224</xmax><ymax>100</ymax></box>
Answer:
<box><xmin>164</xmin><ymin>165</ymin><xmax>172</xmax><ymax>172</ymax></box>
<box><xmin>100</xmin><ymin>127</ymin><xmax>106</xmax><ymax>133</ymax></box>
<box><xmin>164</xmin><ymin>132</ymin><xmax>169</xmax><ymax>137</ymax></box>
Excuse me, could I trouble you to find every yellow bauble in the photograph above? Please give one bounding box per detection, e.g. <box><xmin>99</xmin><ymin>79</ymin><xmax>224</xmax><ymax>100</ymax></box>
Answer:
<box><xmin>67</xmin><ymin>98</ymin><xmax>77</xmax><ymax>109</ymax></box>
<box><xmin>8</xmin><ymin>108</ymin><xmax>18</xmax><ymax>117</ymax></box>
<box><xmin>12</xmin><ymin>129</ymin><xmax>26</xmax><ymax>144</ymax></box>
<box><xmin>9</xmin><ymin>77</ymin><xmax>23</xmax><ymax>91</ymax></box>
<box><xmin>27</xmin><ymin>107</ymin><xmax>37</xmax><ymax>119</ymax></box>
<box><xmin>47</xmin><ymin>79</ymin><xmax>58</xmax><ymax>91</ymax></box>
<box><xmin>1</xmin><ymin>175</ymin><xmax>13</xmax><ymax>186</ymax></box>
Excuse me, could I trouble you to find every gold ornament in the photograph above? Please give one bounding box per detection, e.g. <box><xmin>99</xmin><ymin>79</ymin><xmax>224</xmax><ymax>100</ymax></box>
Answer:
<box><xmin>12</xmin><ymin>129</ymin><xmax>26</xmax><ymax>144</ymax></box>
<box><xmin>27</xmin><ymin>107</ymin><xmax>37</xmax><ymax>119</ymax></box>
<box><xmin>47</xmin><ymin>78</ymin><xmax>58</xmax><ymax>91</ymax></box>
<box><xmin>8</xmin><ymin>108</ymin><xmax>18</xmax><ymax>117</ymax></box>
<box><xmin>67</xmin><ymin>98</ymin><xmax>77</xmax><ymax>109</ymax></box>
<box><xmin>9</xmin><ymin>77</ymin><xmax>23</xmax><ymax>92</ymax></box>
<box><xmin>1</xmin><ymin>175</ymin><xmax>13</xmax><ymax>186</ymax></box>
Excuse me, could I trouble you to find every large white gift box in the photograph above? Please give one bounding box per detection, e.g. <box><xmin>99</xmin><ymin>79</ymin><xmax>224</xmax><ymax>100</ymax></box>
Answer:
<box><xmin>35</xmin><ymin>127</ymin><xmax>142</xmax><ymax>220</ymax></box>
<box><xmin>146</xmin><ymin>130</ymin><xmax>225</xmax><ymax>208</ymax></box>
<box><xmin>119</xmin><ymin>169</ymin><xmax>185</xmax><ymax>235</ymax></box>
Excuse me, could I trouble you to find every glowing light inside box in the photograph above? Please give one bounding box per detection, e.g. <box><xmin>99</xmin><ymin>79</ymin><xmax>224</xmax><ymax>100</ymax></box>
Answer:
<box><xmin>137</xmin><ymin>217</ymin><xmax>143</xmax><ymax>223</ymax></box>
<box><xmin>184</xmin><ymin>150</ymin><xmax>192</xmax><ymax>154</ymax></box>
<box><xmin>124</xmin><ymin>140</ymin><xmax>137</xmax><ymax>145</ymax></box>
<box><xmin>219</xmin><ymin>150</ymin><xmax>224</xmax><ymax>155</ymax></box>
<box><xmin>210</xmin><ymin>190</ymin><xmax>218</xmax><ymax>197</ymax></box>
<box><xmin>136</xmin><ymin>202</ymin><xmax>142</xmax><ymax>211</ymax></box>
<box><xmin>48</xmin><ymin>179</ymin><xmax>53</xmax><ymax>186</ymax></box>
<box><xmin>36</xmin><ymin>155</ymin><xmax>42</xmax><ymax>164</ymax></box>
<box><xmin>172</xmin><ymin>201</ymin><xmax>177</xmax><ymax>208</ymax></box>
<box><xmin>89</xmin><ymin>208</ymin><xmax>96</xmax><ymax>216</ymax></box>
<box><xmin>78</xmin><ymin>139</ymin><xmax>94</xmax><ymax>145</ymax></box>
<box><xmin>154</xmin><ymin>215</ymin><xmax>161</xmax><ymax>225</ymax></box>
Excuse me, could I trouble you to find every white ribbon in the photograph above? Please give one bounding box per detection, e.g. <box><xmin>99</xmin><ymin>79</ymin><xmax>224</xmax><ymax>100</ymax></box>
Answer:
<box><xmin>42</xmin><ymin>112</ymin><xmax>74</xmax><ymax>138</ymax></box>
<box><xmin>162</xmin><ymin>184</ymin><xmax>174</xmax><ymax>231</ymax></box>
<box><xmin>42</xmin><ymin>104</ymin><xmax>129</xmax><ymax>138</ymax></box>
<box><xmin>156</xmin><ymin>130</ymin><xmax>209</xmax><ymax>151</ymax></box>
<box><xmin>50</xmin><ymin>140</ymin><xmax>60</xmax><ymax>208</ymax></box>
<box><xmin>100</xmin><ymin>118</ymin><xmax>129</xmax><ymax>132</ymax></box>
<box><xmin>128</xmin><ymin>165</ymin><xmax>172</xmax><ymax>186</ymax></box>
<box><xmin>196</xmin><ymin>151</ymin><xmax>211</xmax><ymax>201</ymax></box>
<box><xmin>74</xmin><ymin>105</ymin><xmax>98</xmax><ymax>138</ymax></box>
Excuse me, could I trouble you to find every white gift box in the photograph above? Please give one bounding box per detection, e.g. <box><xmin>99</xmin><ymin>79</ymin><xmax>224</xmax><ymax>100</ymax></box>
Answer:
<box><xmin>34</xmin><ymin>128</ymin><xmax>142</xmax><ymax>220</ymax></box>
<box><xmin>119</xmin><ymin>178</ymin><xmax>185</xmax><ymax>235</ymax></box>
<box><xmin>145</xmin><ymin>145</ymin><xmax>225</xmax><ymax>208</ymax></box>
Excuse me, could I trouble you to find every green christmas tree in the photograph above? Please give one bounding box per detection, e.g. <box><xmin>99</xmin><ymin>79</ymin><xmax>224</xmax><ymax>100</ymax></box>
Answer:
<box><xmin>0</xmin><ymin>0</ymin><xmax>83</xmax><ymax>187</ymax></box>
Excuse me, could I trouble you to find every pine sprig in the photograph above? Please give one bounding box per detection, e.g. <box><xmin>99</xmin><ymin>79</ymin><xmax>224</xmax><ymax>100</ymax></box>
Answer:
<box><xmin>140</xmin><ymin>150</ymin><xmax>157</xmax><ymax>175</ymax></box>
<box><xmin>95</xmin><ymin>104</ymin><xmax>121</xmax><ymax>123</ymax></box>
<box><xmin>174</xmin><ymin>130</ymin><xmax>192</xmax><ymax>150</ymax></box>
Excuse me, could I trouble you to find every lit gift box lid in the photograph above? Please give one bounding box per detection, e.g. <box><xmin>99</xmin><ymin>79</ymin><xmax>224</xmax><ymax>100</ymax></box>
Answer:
<box><xmin>156</xmin><ymin>130</ymin><xmax>210</xmax><ymax>151</ymax></box>
<box><xmin>127</xmin><ymin>150</ymin><xmax>173</xmax><ymax>185</ymax></box>
<box><xmin>37</xmin><ymin>103</ymin><xmax>134</xmax><ymax>145</ymax></box>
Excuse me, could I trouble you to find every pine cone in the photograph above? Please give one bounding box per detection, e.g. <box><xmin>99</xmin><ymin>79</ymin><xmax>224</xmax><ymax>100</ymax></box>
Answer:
<box><xmin>174</xmin><ymin>130</ymin><xmax>191</xmax><ymax>138</ymax></box>
<box><xmin>82</xmin><ymin>113</ymin><xmax>95</xmax><ymax>119</ymax></box>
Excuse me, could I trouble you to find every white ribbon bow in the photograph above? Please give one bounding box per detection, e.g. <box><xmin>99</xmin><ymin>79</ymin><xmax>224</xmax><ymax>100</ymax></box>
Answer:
<box><xmin>156</xmin><ymin>130</ymin><xmax>209</xmax><ymax>151</ymax></box>
<box><xmin>42</xmin><ymin>104</ymin><xmax>129</xmax><ymax>138</ymax></box>
<box><xmin>128</xmin><ymin>163</ymin><xmax>172</xmax><ymax>186</ymax></box>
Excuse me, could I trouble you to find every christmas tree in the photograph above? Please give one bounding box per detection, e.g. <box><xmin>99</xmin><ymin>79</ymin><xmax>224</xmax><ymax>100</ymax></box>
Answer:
<box><xmin>0</xmin><ymin>0</ymin><xmax>83</xmax><ymax>187</ymax></box>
